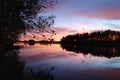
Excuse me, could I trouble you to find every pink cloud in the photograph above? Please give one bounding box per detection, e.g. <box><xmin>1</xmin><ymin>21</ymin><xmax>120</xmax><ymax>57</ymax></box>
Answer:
<box><xmin>74</xmin><ymin>9</ymin><xmax>120</xmax><ymax>19</ymax></box>
<box><xmin>52</xmin><ymin>27</ymin><xmax>81</xmax><ymax>40</ymax></box>
<box><xmin>53</xmin><ymin>27</ymin><xmax>80</xmax><ymax>34</ymax></box>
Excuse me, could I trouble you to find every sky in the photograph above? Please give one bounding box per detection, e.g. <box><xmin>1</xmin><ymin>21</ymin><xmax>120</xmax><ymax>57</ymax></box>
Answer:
<box><xmin>45</xmin><ymin>0</ymin><xmax>120</xmax><ymax>41</ymax></box>
<box><xmin>22</xmin><ymin>0</ymin><xmax>120</xmax><ymax>41</ymax></box>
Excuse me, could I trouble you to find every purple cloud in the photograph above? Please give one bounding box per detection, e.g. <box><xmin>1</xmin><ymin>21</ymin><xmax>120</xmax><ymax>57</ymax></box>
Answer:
<box><xmin>57</xmin><ymin>0</ymin><xmax>120</xmax><ymax>19</ymax></box>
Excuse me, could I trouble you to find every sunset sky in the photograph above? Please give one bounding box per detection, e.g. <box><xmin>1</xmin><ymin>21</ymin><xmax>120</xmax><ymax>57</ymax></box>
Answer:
<box><xmin>23</xmin><ymin>0</ymin><xmax>120</xmax><ymax>41</ymax></box>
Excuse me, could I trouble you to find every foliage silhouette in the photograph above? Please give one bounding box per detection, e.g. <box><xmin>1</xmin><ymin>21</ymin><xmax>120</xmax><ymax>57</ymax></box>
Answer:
<box><xmin>0</xmin><ymin>0</ymin><xmax>57</xmax><ymax>45</ymax></box>
<box><xmin>60</xmin><ymin>30</ymin><xmax>120</xmax><ymax>58</ymax></box>
<box><xmin>61</xmin><ymin>30</ymin><xmax>120</xmax><ymax>46</ymax></box>
<box><xmin>0</xmin><ymin>45</ymin><xmax>54</xmax><ymax>80</ymax></box>
<box><xmin>28</xmin><ymin>39</ymin><xmax>35</xmax><ymax>45</ymax></box>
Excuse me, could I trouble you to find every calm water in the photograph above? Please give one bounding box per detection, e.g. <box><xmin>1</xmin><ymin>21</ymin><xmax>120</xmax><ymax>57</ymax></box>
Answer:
<box><xmin>17</xmin><ymin>43</ymin><xmax>120</xmax><ymax>80</ymax></box>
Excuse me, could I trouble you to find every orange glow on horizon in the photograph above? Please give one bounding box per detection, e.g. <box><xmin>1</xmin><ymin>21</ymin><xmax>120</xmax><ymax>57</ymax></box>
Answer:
<box><xmin>19</xmin><ymin>23</ymin><xmax>113</xmax><ymax>41</ymax></box>
<box><xmin>19</xmin><ymin>35</ymin><xmax>62</xmax><ymax>41</ymax></box>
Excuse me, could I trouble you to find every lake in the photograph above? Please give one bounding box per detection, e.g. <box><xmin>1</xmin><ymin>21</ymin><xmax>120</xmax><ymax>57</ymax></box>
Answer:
<box><xmin>17</xmin><ymin>42</ymin><xmax>120</xmax><ymax>80</ymax></box>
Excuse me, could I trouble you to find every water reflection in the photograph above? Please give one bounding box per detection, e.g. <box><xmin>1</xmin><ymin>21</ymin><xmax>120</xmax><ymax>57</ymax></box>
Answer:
<box><xmin>0</xmin><ymin>45</ymin><xmax>54</xmax><ymax>80</ymax></box>
<box><xmin>0</xmin><ymin>45</ymin><xmax>24</xmax><ymax>80</ymax></box>
<box><xmin>61</xmin><ymin>44</ymin><xmax>120</xmax><ymax>58</ymax></box>
<box><xmin>17</xmin><ymin>43</ymin><xmax>120</xmax><ymax>80</ymax></box>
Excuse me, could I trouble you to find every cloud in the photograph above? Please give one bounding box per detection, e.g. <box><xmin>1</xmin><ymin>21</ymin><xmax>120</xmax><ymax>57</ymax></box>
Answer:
<box><xmin>75</xmin><ymin>9</ymin><xmax>120</xmax><ymax>19</ymax></box>
<box><xmin>52</xmin><ymin>27</ymin><xmax>81</xmax><ymax>40</ymax></box>
<box><xmin>59</xmin><ymin>0</ymin><xmax>120</xmax><ymax>19</ymax></box>
<box><xmin>53</xmin><ymin>27</ymin><xmax>79</xmax><ymax>34</ymax></box>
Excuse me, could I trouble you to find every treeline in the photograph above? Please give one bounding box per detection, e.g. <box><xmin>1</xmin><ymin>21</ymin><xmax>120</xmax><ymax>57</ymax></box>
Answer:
<box><xmin>60</xmin><ymin>30</ymin><xmax>120</xmax><ymax>46</ymax></box>
<box><xmin>60</xmin><ymin>30</ymin><xmax>120</xmax><ymax>58</ymax></box>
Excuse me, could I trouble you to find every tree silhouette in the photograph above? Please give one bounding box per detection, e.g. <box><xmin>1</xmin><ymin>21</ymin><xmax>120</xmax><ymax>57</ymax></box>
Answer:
<box><xmin>60</xmin><ymin>30</ymin><xmax>120</xmax><ymax>58</ymax></box>
<box><xmin>0</xmin><ymin>44</ymin><xmax>54</xmax><ymax>80</ymax></box>
<box><xmin>61</xmin><ymin>30</ymin><xmax>120</xmax><ymax>45</ymax></box>
<box><xmin>0</xmin><ymin>0</ymin><xmax>57</xmax><ymax>45</ymax></box>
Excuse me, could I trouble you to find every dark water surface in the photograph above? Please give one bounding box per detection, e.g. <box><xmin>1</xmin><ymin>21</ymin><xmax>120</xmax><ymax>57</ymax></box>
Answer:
<box><xmin>16</xmin><ymin>43</ymin><xmax>120</xmax><ymax>80</ymax></box>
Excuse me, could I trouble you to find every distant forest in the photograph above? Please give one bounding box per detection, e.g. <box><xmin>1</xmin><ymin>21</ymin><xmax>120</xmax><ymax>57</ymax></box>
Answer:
<box><xmin>60</xmin><ymin>30</ymin><xmax>120</xmax><ymax>58</ymax></box>
<box><xmin>60</xmin><ymin>30</ymin><xmax>120</xmax><ymax>46</ymax></box>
